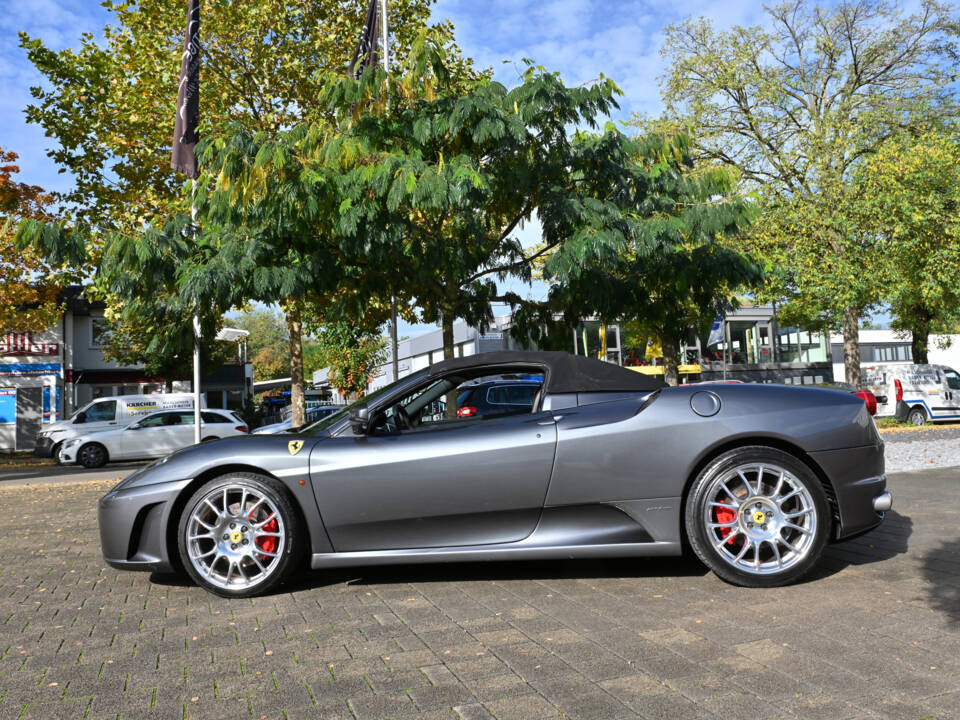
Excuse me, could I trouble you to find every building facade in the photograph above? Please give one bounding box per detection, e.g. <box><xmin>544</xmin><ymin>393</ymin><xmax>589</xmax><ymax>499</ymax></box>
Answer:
<box><xmin>1</xmin><ymin>289</ymin><xmax>253</xmax><ymax>451</ymax></box>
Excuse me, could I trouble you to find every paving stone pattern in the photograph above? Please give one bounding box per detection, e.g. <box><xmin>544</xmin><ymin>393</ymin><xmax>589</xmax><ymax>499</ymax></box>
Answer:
<box><xmin>0</xmin><ymin>470</ymin><xmax>958</xmax><ymax>720</ymax></box>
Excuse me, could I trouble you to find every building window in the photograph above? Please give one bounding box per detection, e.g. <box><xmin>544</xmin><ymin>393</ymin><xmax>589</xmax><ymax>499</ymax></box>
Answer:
<box><xmin>90</xmin><ymin>317</ymin><xmax>114</xmax><ymax>348</ymax></box>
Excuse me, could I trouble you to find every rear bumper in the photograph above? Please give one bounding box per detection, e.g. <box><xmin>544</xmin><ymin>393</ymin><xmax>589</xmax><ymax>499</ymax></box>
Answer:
<box><xmin>98</xmin><ymin>478</ymin><xmax>191</xmax><ymax>573</ymax></box>
<box><xmin>809</xmin><ymin>444</ymin><xmax>890</xmax><ymax>540</ymax></box>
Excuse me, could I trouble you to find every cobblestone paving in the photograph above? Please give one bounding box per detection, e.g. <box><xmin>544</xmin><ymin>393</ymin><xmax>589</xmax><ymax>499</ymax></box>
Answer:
<box><xmin>0</xmin><ymin>470</ymin><xmax>958</xmax><ymax>720</ymax></box>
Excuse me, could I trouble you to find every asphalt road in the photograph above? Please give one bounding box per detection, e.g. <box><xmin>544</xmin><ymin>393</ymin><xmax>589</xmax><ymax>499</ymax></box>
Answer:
<box><xmin>0</xmin><ymin>469</ymin><xmax>957</xmax><ymax>719</ymax></box>
<box><xmin>0</xmin><ymin>461</ymin><xmax>148</xmax><ymax>485</ymax></box>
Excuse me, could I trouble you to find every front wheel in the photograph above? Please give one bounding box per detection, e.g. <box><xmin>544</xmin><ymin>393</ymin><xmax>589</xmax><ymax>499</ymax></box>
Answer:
<box><xmin>178</xmin><ymin>473</ymin><xmax>303</xmax><ymax>597</ymax></box>
<box><xmin>907</xmin><ymin>406</ymin><xmax>927</xmax><ymax>426</ymax></box>
<box><xmin>78</xmin><ymin>443</ymin><xmax>108</xmax><ymax>469</ymax></box>
<box><xmin>685</xmin><ymin>447</ymin><xmax>830</xmax><ymax>587</ymax></box>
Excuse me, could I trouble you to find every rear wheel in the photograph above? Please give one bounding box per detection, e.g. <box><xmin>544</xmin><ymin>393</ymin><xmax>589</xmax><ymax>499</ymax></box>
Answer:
<box><xmin>685</xmin><ymin>447</ymin><xmax>830</xmax><ymax>587</ymax></box>
<box><xmin>178</xmin><ymin>473</ymin><xmax>303</xmax><ymax>598</ymax></box>
<box><xmin>78</xmin><ymin>443</ymin><xmax>108</xmax><ymax>469</ymax></box>
<box><xmin>907</xmin><ymin>406</ymin><xmax>927</xmax><ymax>426</ymax></box>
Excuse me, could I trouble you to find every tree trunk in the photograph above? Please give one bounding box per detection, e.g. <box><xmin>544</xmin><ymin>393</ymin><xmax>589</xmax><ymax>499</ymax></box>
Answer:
<box><xmin>165</xmin><ymin>378</ymin><xmax>173</xmax><ymax>393</ymax></box>
<box><xmin>441</xmin><ymin>312</ymin><xmax>457</xmax><ymax>418</ymax></box>
<box><xmin>284</xmin><ymin>301</ymin><xmax>306</xmax><ymax>427</ymax></box>
<box><xmin>842</xmin><ymin>306</ymin><xmax>861</xmax><ymax>386</ymax></box>
<box><xmin>909</xmin><ymin>308</ymin><xmax>931</xmax><ymax>364</ymax></box>
<box><xmin>662</xmin><ymin>336</ymin><xmax>679</xmax><ymax>387</ymax></box>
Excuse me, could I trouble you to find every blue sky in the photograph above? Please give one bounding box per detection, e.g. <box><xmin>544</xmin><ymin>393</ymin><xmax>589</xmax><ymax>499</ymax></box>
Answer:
<box><xmin>1</xmin><ymin>0</ymin><xmax>771</xmax><ymax>334</ymax></box>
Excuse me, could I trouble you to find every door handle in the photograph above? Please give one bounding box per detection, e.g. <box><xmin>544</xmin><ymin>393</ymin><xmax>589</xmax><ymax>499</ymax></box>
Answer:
<box><xmin>537</xmin><ymin>415</ymin><xmax>562</xmax><ymax>425</ymax></box>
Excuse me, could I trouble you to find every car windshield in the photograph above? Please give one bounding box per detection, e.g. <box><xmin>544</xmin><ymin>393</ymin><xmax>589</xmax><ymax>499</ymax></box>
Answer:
<box><xmin>298</xmin><ymin>370</ymin><xmax>428</xmax><ymax>435</ymax></box>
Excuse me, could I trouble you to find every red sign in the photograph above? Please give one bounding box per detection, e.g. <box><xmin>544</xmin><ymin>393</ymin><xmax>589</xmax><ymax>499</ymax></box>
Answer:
<box><xmin>0</xmin><ymin>333</ymin><xmax>59</xmax><ymax>357</ymax></box>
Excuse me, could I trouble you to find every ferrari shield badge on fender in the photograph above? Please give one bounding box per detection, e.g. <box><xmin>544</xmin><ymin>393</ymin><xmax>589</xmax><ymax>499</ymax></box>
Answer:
<box><xmin>288</xmin><ymin>440</ymin><xmax>304</xmax><ymax>456</ymax></box>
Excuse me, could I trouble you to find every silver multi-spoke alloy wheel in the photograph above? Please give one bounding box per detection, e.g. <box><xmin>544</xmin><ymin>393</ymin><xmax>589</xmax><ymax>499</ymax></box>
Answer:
<box><xmin>186</xmin><ymin>484</ymin><xmax>285</xmax><ymax>591</ymax></box>
<box><xmin>686</xmin><ymin>446</ymin><xmax>830</xmax><ymax>587</ymax></box>
<box><xmin>703</xmin><ymin>463</ymin><xmax>816</xmax><ymax>575</ymax></box>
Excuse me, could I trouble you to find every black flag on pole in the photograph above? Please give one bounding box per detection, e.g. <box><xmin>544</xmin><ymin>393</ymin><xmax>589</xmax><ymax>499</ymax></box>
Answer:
<box><xmin>171</xmin><ymin>0</ymin><xmax>201</xmax><ymax>178</ymax></box>
<box><xmin>351</xmin><ymin>0</ymin><xmax>380</xmax><ymax>78</ymax></box>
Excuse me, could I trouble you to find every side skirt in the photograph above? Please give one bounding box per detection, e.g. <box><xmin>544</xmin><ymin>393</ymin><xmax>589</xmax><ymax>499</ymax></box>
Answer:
<box><xmin>310</xmin><ymin>540</ymin><xmax>682</xmax><ymax>570</ymax></box>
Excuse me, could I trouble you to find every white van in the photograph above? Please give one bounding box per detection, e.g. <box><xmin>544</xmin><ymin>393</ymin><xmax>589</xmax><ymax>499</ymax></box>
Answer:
<box><xmin>861</xmin><ymin>364</ymin><xmax>960</xmax><ymax>424</ymax></box>
<box><xmin>35</xmin><ymin>393</ymin><xmax>205</xmax><ymax>459</ymax></box>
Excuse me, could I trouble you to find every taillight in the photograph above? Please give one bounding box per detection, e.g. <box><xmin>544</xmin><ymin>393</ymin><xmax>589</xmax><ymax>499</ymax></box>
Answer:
<box><xmin>853</xmin><ymin>389</ymin><xmax>877</xmax><ymax>416</ymax></box>
<box><xmin>894</xmin><ymin>378</ymin><xmax>903</xmax><ymax>402</ymax></box>
<box><xmin>457</xmin><ymin>406</ymin><xmax>477</xmax><ymax>417</ymax></box>
<box><xmin>235</xmin><ymin>425</ymin><xmax>248</xmax><ymax>433</ymax></box>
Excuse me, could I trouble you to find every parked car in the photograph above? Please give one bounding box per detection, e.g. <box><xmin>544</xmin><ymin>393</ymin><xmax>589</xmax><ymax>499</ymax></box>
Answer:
<box><xmin>254</xmin><ymin>406</ymin><xmax>341</xmax><ymax>434</ymax></box>
<box><xmin>861</xmin><ymin>363</ymin><xmax>960</xmax><ymax>424</ymax></box>
<box><xmin>36</xmin><ymin>393</ymin><xmax>204</xmax><ymax>460</ymax></box>
<box><xmin>60</xmin><ymin>409</ymin><xmax>247</xmax><ymax>468</ymax></box>
<box><xmin>98</xmin><ymin>351</ymin><xmax>890</xmax><ymax>598</ymax></box>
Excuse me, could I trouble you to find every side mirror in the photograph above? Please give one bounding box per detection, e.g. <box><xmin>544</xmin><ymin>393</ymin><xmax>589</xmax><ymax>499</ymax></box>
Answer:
<box><xmin>349</xmin><ymin>406</ymin><xmax>370</xmax><ymax>435</ymax></box>
<box><xmin>75</xmin><ymin>412</ymin><xmax>86</xmax><ymax>424</ymax></box>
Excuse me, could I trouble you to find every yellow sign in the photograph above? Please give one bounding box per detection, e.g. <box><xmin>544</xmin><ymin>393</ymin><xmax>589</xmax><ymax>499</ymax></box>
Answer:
<box><xmin>230</xmin><ymin>530</ymin><xmax>243</xmax><ymax>543</ymax></box>
<box><xmin>628</xmin><ymin>364</ymin><xmax>702</xmax><ymax>376</ymax></box>
<box><xmin>752</xmin><ymin>510</ymin><xmax>766</xmax><ymax>524</ymax></box>
<box><xmin>288</xmin><ymin>440</ymin><xmax>304</xmax><ymax>456</ymax></box>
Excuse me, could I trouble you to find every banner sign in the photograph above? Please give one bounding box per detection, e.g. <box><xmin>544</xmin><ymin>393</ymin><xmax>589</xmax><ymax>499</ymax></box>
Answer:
<box><xmin>0</xmin><ymin>363</ymin><xmax>61</xmax><ymax>376</ymax></box>
<box><xmin>1</xmin><ymin>332</ymin><xmax>58</xmax><ymax>356</ymax></box>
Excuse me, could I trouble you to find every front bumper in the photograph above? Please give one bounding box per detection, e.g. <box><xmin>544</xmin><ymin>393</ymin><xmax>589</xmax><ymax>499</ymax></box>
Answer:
<box><xmin>34</xmin><ymin>436</ymin><xmax>57</xmax><ymax>458</ymax></box>
<box><xmin>99</xmin><ymin>478</ymin><xmax>192</xmax><ymax>573</ymax></box>
<box><xmin>59</xmin><ymin>444</ymin><xmax>78</xmax><ymax>464</ymax></box>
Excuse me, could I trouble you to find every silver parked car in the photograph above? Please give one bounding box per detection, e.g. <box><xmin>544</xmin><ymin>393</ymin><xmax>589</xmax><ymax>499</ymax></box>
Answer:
<box><xmin>98</xmin><ymin>351</ymin><xmax>889</xmax><ymax>597</ymax></box>
<box><xmin>61</xmin><ymin>409</ymin><xmax>248</xmax><ymax>468</ymax></box>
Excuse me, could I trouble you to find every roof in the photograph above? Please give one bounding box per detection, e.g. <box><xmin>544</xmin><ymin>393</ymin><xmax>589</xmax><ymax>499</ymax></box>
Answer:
<box><xmin>428</xmin><ymin>351</ymin><xmax>666</xmax><ymax>394</ymax></box>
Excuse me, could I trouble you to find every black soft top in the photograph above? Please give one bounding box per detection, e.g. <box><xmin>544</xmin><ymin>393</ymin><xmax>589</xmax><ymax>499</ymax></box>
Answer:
<box><xmin>428</xmin><ymin>351</ymin><xmax>666</xmax><ymax>394</ymax></box>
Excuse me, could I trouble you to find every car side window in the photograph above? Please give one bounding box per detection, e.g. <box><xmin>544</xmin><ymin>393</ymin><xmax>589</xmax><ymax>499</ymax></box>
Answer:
<box><xmin>175</xmin><ymin>412</ymin><xmax>195</xmax><ymax>425</ymax></box>
<box><xmin>945</xmin><ymin>370</ymin><xmax>960</xmax><ymax>391</ymax></box>
<box><xmin>369</xmin><ymin>372</ymin><xmax>545</xmax><ymax>435</ymax></box>
<box><xmin>202</xmin><ymin>412</ymin><xmax>229</xmax><ymax>423</ymax></box>
<box><xmin>136</xmin><ymin>413</ymin><xmax>167</xmax><ymax>428</ymax></box>
<box><xmin>83</xmin><ymin>400</ymin><xmax>117</xmax><ymax>422</ymax></box>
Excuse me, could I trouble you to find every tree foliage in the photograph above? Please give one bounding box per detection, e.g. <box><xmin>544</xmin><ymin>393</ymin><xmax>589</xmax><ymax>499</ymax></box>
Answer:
<box><xmin>656</xmin><ymin>0</ymin><xmax>959</xmax><ymax>382</ymax></box>
<box><xmin>520</xmin><ymin>132</ymin><xmax>762</xmax><ymax>385</ymax></box>
<box><xmin>313</xmin><ymin>322</ymin><xmax>387</xmax><ymax>398</ymax></box>
<box><xmin>19</xmin><ymin>0</ymin><xmax>444</xmax><ymax>230</ymax></box>
<box><xmin>0</xmin><ymin>148</ymin><xmax>70</xmax><ymax>332</ymax></box>
<box><xmin>851</xmin><ymin>128</ymin><xmax>960</xmax><ymax>362</ymax></box>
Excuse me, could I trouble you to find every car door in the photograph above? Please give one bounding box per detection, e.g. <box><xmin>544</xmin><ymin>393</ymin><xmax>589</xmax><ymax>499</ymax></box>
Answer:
<box><xmin>309</xmin><ymin>410</ymin><xmax>558</xmax><ymax>552</ymax></box>
<box><xmin>110</xmin><ymin>412</ymin><xmax>170</xmax><ymax>459</ymax></box>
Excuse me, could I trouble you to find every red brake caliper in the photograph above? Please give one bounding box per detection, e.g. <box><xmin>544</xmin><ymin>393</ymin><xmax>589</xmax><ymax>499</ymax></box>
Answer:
<box><xmin>714</xmin><ymin>505</ymin><xmax>737</xmax><ymax>545</ymax></box>
<box><xmin>250</xmin><ymin>511</ymin><xmax>278</xmax><ymax>558</ymax></box>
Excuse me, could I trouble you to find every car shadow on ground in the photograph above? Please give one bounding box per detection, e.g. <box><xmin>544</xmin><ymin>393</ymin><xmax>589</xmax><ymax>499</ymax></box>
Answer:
<box><xmin>150</xmin><ymin>555</ymin><xmax>711</xmax><ymax>595</ymax></box>
<box><xmin>150</xmin><ymin>512</ymin><xmax>913</xmax><ymax>596</ymax></box>
<box><xmin>921</xmin><ymin>537</ymin><xmax>960</xmax><ymax>625</ymax></box>
<box><xmin>806</xmin><ymin>509</ymin><xmax>912</xmax><ymax>582</ymax></box>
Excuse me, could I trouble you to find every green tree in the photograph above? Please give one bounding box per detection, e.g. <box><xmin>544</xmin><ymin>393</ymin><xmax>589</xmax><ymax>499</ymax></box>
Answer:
<box><xmin>19</xmin><ymin>0</ymin><xmax>473</xmax><ymax>425</ymax></box>
<box><xmin>19</xmin><ymin>0</ymin><xmax>441</xmax><ymax>231</ymax></box>
<box><xmin>312</xmin><ymin>321</ymin><xmax>386</xmax><ymax>399</ymax></box>
<box><xmin>851</xmin><ymin>128</ymin><xmax>960</xmax><ymax>362</ymax></box>
<box><xmin>0</xmin><ymin>147</ymin><xmax>71</xmax><ymax>332</ymax></box>
<box><xmin>312</xmin><ymin>51</ymin><xmax>628</xmax><ymax>368</ymax></box>
<box><xmin>231</xmin><ymin>307</ymin><xmax>291</xmax><ymax>381</ymax></box>
<box><xmin>656</xmin><ymin>0</ymin><xmax>958</xmax><ymax>384</ymax></box>
<box><xmin>521</xmin><ymin>132</ymin><xmax>761</xmax><ymax>386</ymax></box>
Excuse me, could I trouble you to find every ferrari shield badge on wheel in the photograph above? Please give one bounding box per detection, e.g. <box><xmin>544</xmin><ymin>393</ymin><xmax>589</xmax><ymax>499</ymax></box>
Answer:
<box><xmin>97</xmin><ymin>351</ymin><xmax>890</xmax><ymax>597</ymax></box>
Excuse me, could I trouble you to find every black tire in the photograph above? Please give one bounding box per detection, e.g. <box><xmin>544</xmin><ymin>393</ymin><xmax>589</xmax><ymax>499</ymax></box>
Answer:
<box><xmin>907</xmin><ymin>406</ymin><xmax>927</xmax><ymax>426</ymax></box>
<box><xmin>51</xmin><ymin>442</ymin><xmax>63</xmax><ymax>464</ymax></box>
<box><xmin>685</xmin><ymin>446</ymin><xmax>831</xmax><ymax>588</ymax></box>
<box><xmin>78</xmin><ymin>443</ymin><xmax>108</xmax><ymax>469</ymax></box>
<box><xmin>177</xmin><ymin>473</ymin><xmax>303</xmax><ymax>598</ymax></box>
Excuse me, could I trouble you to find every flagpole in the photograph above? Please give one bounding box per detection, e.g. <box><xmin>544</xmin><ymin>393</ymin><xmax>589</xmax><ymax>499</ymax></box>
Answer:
<box><xmin>192</xmin><ymin>183</ymin><xmax>202</xmax><ymax>444</ymax></box>
<box><xmin>379</xmin><ymin>0</ymin><xmax>399</xmax><ymax>383</ymax></box>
